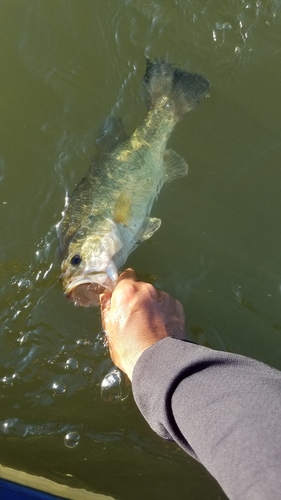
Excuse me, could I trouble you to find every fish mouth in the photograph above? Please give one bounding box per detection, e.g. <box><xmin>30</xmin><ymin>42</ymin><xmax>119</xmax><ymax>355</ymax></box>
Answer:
<box><xmin>64</xmin><ymin>274</ymin><xmax>111</xmax><ymax>307</ymax></box>
<box><xmin>67</xmin><ymin>282</ymin><xmax>106</xmax><ymax>307</ymax></box>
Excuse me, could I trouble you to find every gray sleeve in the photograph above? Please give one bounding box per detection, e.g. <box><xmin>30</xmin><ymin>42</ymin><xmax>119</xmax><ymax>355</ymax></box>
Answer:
<box><xmin>132</xmin><ymin>337</ymin><xmax>281</xmax><ymax>500</ymax></box>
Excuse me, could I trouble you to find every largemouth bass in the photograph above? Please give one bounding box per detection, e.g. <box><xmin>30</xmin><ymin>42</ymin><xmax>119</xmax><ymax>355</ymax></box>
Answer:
<box><xmin>57</xmin><ymin>59</ymin><xmax>210</xmax><ymax>306</ymax></box>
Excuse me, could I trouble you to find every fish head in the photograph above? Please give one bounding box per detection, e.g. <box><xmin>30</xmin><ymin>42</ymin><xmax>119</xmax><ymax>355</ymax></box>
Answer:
<box><xmin>60</xmin><ymin>229</ymin><xmax>119</xmax><ymax>307</ymax></box>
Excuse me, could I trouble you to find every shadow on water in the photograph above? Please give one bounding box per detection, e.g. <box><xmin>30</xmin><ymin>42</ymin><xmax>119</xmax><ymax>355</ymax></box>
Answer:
<box><xmin>0</xmin><ymin>0</ymin><xmax>281</xmax><ymax>499</ymax></box>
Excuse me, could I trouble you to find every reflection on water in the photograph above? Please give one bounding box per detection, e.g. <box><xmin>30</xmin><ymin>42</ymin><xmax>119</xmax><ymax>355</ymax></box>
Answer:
<box><xmin>0</xmin><ymin>0</ymin><xmax>281</xmax><ymax>499</ymax></box>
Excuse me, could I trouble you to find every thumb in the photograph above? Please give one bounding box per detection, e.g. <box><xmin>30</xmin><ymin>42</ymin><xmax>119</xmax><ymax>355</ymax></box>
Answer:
<box><xmin>116</xmin><ymin>268</ymin><xmax>138</xmax><ymax>285</ymax></box>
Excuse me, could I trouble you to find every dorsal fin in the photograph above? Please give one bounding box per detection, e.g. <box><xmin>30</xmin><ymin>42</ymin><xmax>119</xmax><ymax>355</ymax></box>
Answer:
<box><xmin>95</xmin><ymin>115</ymin><xmax>128</xmax><ymax>157</ymax></box>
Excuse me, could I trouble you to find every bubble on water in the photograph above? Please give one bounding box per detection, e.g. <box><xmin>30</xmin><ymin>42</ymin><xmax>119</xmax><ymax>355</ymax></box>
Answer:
<box><xmin>17</xmin><ymin>278</ymin><xmax>31</xmax><ymax>290</ymax></box>
<box><xmin>76</xmin><ymin>338</ymin><xmax>90</xmax><ymax>346</ymax></box>
<box><xmin>83</xmin><ymin>366</ymin><xmax>92</xmax><ymax>376</ymax></box>
<box><xmin>215</xmin><ymin>22</ymin><xmax>232</xmax><ymax>30</ymax></box>
<box><xmin>65</xmin><ymin>358</ymin><xmax>79</xmax><ymax>370</ymax></box>
<box><xmin>52</xmin><ymin>381</ymin><xmax>66</xmax><ymax>395</ymax></box>
<box><xmin>100</xmin><ymin>368</ymin><xmax>131</xmax><ymax>403</ymax></box>
<box><xmin>1</xmin><ymin>376</ymin><xmax>14</xmax><ymax>387</ymax></box>
<box><xmin>2</xmin><ymin>421</ymin><xmax>9</xmax><ymax>433</ymax></box>
<box><xmin>64</xmin><ymin>431</ymin><xmax>80</xmax><ymax>448</ymax></box>
<box><xmin>0</xmin><ymin>418</ymin><xmax>22</xmax><ymax>435</ymax></box>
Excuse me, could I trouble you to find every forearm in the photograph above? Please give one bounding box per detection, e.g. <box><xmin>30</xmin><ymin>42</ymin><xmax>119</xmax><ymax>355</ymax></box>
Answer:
<box><xmin>132</xmin><ymin>337</ymin><xmax>281</xmax><ymax>500</ymax></box>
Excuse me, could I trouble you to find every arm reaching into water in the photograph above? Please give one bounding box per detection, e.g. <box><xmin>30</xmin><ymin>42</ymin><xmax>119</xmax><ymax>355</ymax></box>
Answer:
<box><xmin>100</xmin><ymin>269</ymin><xmax>281</xmax><ymax>500</ymax></box>
<box><xmin>100</xmin><ymin>268</ymin><xmax>186</xmax><ymax>379</ymax></box>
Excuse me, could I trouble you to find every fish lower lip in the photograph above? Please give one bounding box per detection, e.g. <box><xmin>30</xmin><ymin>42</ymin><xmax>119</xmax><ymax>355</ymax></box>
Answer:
<box><xmin>66</xmin><ymin>282</ymin><xmax>106</xmax><ymax>307</ymax></box>
<box><xmin>65</xmin><ymin>274</ymin><xmax>107</xmax><ymax>294</ymax></box>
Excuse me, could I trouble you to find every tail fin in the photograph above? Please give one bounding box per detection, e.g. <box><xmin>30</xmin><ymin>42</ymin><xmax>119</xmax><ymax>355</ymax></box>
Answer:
<box><xmin>142</xmin><ymin>59</ymin><xmax>210</xmax><ymax>116</ymax></box>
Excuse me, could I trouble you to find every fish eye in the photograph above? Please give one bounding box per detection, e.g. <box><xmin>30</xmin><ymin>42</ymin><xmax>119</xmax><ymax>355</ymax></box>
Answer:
<box><xmin>71</xmin><ymin>254</ymin><xmax>82</xmax><ymax>266</ymax></box>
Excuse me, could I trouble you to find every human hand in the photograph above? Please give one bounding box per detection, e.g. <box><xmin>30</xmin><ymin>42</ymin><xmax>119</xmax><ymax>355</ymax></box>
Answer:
<box><xmin>100</xmin><ymin>269</ymin><xmax>186</xmax><ymax>381</ymax></box>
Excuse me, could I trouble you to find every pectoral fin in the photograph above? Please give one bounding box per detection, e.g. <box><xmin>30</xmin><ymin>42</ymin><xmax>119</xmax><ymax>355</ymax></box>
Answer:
<box><xmin>114</xmin><ymin>192</ymin><xmax>131</xmax><ymax>225</ymax></box>
<box><xmin>164</xmin><ymin>149</ymin><xmax>188</xmax><ymax>182</ymax></box>
<box><xmin>139</xmin><ymin>217</ymin><xmax>161</xmax><ymax>241</ymax></box>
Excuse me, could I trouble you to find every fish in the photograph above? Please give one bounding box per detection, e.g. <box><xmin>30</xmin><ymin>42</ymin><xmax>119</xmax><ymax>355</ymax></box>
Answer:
<box><xmin>57</xmin><ymin>59</ymin><xmax>210</xmax><ymax>306</ymax></box>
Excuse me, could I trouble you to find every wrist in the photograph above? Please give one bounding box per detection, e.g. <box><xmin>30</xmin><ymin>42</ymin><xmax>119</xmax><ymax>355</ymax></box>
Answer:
<box><xmin>124</xmin><ymin>336</ymin><xmax>167</xmax><ymax>380</ymax></box>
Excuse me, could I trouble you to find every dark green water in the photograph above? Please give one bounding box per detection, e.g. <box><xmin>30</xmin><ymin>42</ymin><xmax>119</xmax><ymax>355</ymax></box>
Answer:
<box><xmin>0</xmin><ymin>1</ymin><xmax>281</xmax><ymax>499</ymax></box>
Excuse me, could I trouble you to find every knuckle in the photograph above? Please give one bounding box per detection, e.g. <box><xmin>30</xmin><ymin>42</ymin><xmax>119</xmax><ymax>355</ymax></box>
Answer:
<box><xmin>115</xmin><ymin>281</ymin><xmax>138</xmax><ymax>304</ymax></box>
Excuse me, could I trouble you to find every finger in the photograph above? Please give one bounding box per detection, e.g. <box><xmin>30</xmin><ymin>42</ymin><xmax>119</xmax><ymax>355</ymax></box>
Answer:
<box><xmin>117</xmin><ymin>268</ymin><xmax>138</xmax><ymax>285</ymax></box>
<box><xmin>99</xmin><ymin>291</ymin><xmax>111</xmax><ymax>309</ymax></box>
<box><xmin>99</xmin><ymin>291</ymin><xmax>112</xmax><ymax>327</ymax></box>
<box><xmin>143</xmin><ymin>284</ymin><xmax>163</xmax><ymax>303</ymax></box>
